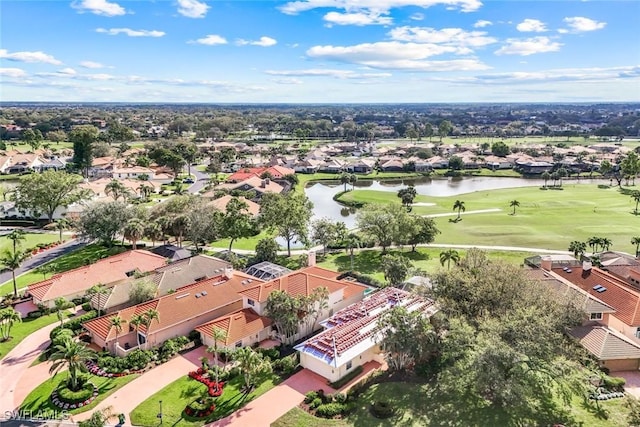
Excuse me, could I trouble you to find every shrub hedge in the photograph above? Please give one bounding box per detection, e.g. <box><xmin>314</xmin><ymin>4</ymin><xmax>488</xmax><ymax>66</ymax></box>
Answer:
<box><xmin>329</xmin><ymin>365</ymin><xmax>364</xmax><ymax>389</ymax></box>
<box><xmin>316</xmin><ymin>403</ymin><xmax>349</xmax><ymax>418</ymax></box>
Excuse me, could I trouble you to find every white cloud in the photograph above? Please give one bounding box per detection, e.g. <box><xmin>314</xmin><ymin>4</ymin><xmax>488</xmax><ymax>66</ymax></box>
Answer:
<box><xmin>71</xmin><ymin>0</ymin><xmax>126</xmax><ymax>16</ymax></box>
<box><xmin>177</xmin><ymin>0</ymin><xmax>210</xmax><ymax>18</ymax></box>
<box><xmin>0</xmin><ymin>49</ymin><xmax>62</xmax><ymax>65</ymax></box>
<box><xmin>280</xmin><ymin>0</ymin><xmax>481</xmax><ymax>27</ymax></box>
<box><xmin>306</xmin><ymin>42</ymin><xmax>490</xmax><ymax>71</ymax></box>
<box><xmin>516</xmin><ymin>19</ymin><xmax>547</xmax><ymax>32</ymax></box>
<box><xmin>96</xmin><ymin>28</ymin><xmax>165</xmax><ymax>37</ymax></box>
<box><xmin>410</xmin><ymin>12</ymin><xmax>424</xmax><ymax>21</ymax></box>
<box><xmin>189</xmin><ymin>35</ymin><xmax>228</xmax><ymax>45</ymax></box>
<box><xmin>265</xmin><ymin>69</ymin><xmax>392</xmax><ymax>79</ymax></box>
<box><xmin>388</xmin><ymin>26</ymin><xmax>497</xmax><ymax>48</ymax></box>
<box><xmin>324</xmin><ymin>11</ymin><xmax>392</xmax><ymax>26</ymax></box>
<box><xmin>80</xmin><ymin>61</ymin><xmax>105</xmax><ymax>69</ymax></box>
<box><xmin>59</xmin><ymin>68</ymin><xmax>77</xmax><ymax>75</ymax></box>
<box><xmin>236</xmin><ymin>36</ymin><xmax>277</xmax><ymax>47</ymax></box>
<box><xmin>494</xmin><ymin>37</ymin><xmax>562</xmax><ymax>56</ymax></box>
<box><xmin>562</xmin><ymin>16</ymin><xmax>606</xmax><ymax>32</ymax></box>
<box><xmin>471</xmin><ymin>66</ymin><xmax>640</xmax><ymax>84</ymax></box>
<box><xmin>473</xmin><ymin>20</ymin><xmax>492</xmax><ymax>28</ymax></box>
<box><xmin>0</xmin><ymin>68</ymin><xmax>27</xmax><ymax>78</ymax></box>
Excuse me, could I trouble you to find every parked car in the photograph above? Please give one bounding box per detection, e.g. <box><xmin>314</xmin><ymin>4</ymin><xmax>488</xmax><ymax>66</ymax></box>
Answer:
<box><xmin>183</xmin><ymin>178</ymin><xmax>195</xmax><ymax>184</ymax></box>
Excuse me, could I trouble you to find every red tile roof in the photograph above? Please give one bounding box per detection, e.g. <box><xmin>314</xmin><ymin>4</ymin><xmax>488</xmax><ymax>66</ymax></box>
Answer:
<box><xmin>195</xmin><ymin>308</ymin><xmax>272</xmax><ymax>346</ymax></box>
<box><xmin>552</xmin><ymin>266</ymin><xmax>640</xmax><ymax>326</ymax></box>
<box><xmin>239</xmin><ymin>266</ymin><xmax>366</xmax><ymax>303</ymax></box>
<box><xmin>83</xmin><ymin>271</ymin><xmax>263</xmax><ymax>341</ymax></box>
<box><xmin>226</xmin><ymin>166</ymin><xmax>294</xmax><ymax>183</ymax></box>
<box><xmin>27</xmin><ymin>250</ymin><xmax>167</xmax><ymax>303</ymax></box>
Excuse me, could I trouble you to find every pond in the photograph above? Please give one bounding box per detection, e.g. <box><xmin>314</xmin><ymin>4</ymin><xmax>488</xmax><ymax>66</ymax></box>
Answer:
<box><xmin>304</xmin><ymin>175</ymin><xmax>604</xmax><ymax>229</ymax></box>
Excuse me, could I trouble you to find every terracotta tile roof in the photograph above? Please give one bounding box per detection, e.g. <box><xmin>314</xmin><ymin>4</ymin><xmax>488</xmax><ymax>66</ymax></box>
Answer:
<box><xmin>570</xmin><ymin>325</ymin><xmax>640</xmax><ymax>360</ymax></box>
<box><xmin>84</xmin><ymin>271</ymin><xmax>263</xmax><ymax>341</ymax></box>
<box><xmin>218</xmin><ymin>176</ymin><xmax>284</xmax><ymax>194</ymax></box>
<box><xmin>226</xmin><ymin>168</ymin><xmax>264</xmax><ymax>183</ymax></box>
<box><xmin>295</xmin><ymin>287</ymin><xmax>437</xmax><ymax>366</ymax></box>
<box><xmin>552</xmin><ymin>266</ymin><xmax>640</xmax><ymax>326</ymax></box>
<box><xmin>27</xmin><ymin>250</ymin><xmax>167</xmax><ymax>303</ymax></box>
<box><xmin>195</xmin><ymin>308</ymin><xmax>272</xmax><ymax>346</ymax></box>
<box><xmin>206</xmin><ymin>195</ymin><xmax>260</xmax><ymax>217</ymax></box>
<box><xmin>239</xmin><ymin>266</ymin><xmax>367</xmax><ymax>303</ymax></box>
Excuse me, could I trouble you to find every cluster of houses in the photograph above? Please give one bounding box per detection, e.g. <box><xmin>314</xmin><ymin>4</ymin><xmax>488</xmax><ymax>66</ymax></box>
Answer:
<box><xmin>16</xmin><ymin>247</ymin><xmax>437</xmax><ymax>382</ymax></box>
<box><xmin>528</xmin><ymin>252</ymin><xmax>640</xmax><ymax>371</ymax></box>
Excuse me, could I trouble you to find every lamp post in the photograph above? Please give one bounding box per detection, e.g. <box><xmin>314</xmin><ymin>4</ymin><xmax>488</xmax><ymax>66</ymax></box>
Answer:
<box><xmin>157</xmin><ymin>400</ymin><xmax>163</xmax><ymax>424</ymax></box>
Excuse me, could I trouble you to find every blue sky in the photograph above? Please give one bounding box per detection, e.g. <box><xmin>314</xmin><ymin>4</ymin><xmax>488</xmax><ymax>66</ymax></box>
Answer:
<box><xmin>1</xmin><ymin>0</ymin><xmax>638</xmax><ymax>102</ymax></box>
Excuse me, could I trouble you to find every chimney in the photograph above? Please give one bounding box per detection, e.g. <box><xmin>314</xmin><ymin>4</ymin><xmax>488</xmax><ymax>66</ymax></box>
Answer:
<box><xmin>265</xmin><ymin>178</ymin><xmax>270</xmax><ymax>185</ymax></box>
<box><xmin>260</xmin><ymin>180</ymin><xmax>266</xmax><ymax>188</ymax></box>
<box><xmin>307</xmin><ymin>251</ymin><xmax>316</xmax><ymax>267</ymax></box>
<box><xmin>540</xmin><ymin>256</ymin><xmax>552</xmax><ymax>271</ymax></box>
<box><xmin>223</xmin><ymin>267</ymin><xmax>234</xmax><ymax>280</ymax></box>
<box><xmin>583</xmin><ymin>260</ymin><xmax>592</xmax><ymax>272</ymax></box>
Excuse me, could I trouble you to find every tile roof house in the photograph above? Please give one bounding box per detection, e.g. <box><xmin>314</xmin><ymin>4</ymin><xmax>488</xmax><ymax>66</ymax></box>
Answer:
<box><xmin>217</xmin><ymin>176</ymin><xmax>285</xmax><ymax>200</ymax></box>
<box><xmin>206</xmin><ymin>195</ymin><xmax>261</xmax><ymax>217</ymax></box>
<box><xmin>27</xmin><ymin>250</ymin><xmax>168</xmax><ymax>308</ymax></box>
<box><xmin>112</xmin><ymin>166</ymin><xmax>156</xmax><ymax>180</ymax></box>
<box><xmin>98</xmin><ymin>255</ymin><xmax>232</xmax><ymax>313</ymax></box>
<box><xmin>226</xmin><ymin>166</ymin><xmax>294</xmax><ymax>183</ymax></box>
<box><xmin>295</xmin><ymin>287</ymin><xmax>437</xmax><ymax>383</ymax></box>
<box><xmin>83</xmin><ymin>270</ymin><xmax>263</xmax><ymax>355</ymax></box>
<box><xmin>196</xmin><ymin>308</ymin><xmax>273</xmax><ymax>349</ymax></box>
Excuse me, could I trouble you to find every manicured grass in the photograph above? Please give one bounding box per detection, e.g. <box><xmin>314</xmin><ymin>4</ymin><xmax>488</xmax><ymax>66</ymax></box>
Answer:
<box><xmin>0</xmin><ymin>233</ymin><xmax>59</xmax><ymax>254</ymax></box>
<box><xmin>130</xmin><ymin>373</ymin><xmax>278</xmax><ymax>426</ymax></box>
<box><xmin>272</xmin><ymin>382</ymin><xmax>630</xmax><ymax>427</ymax></box>
<box><xmin>0</xmin><ymin>244</ymin><xmax>126</xmax><ymax>296</ymax></box>
<box><xmin>211</xmin><ymin>230</ymin><xmax>280</xmax><ymax>252</ymax></box>
<box><xmin>0</xmin><ymin>312</ymin><xmax>58</xmax><ymax>358</ymax></box>
<box><xmin>19</xmin><ymin>373</ymin><xmax>139</xmax><ymax>417</ymax></box>
<box><xmin>337</xmin><ymin>184</ymin><xmax>640</xmax><ymax>254</ymax></box>
<box><xmin>317</xmin><ymin>248</ymin><xmax>530</xmax><ymax>283</ymax></box>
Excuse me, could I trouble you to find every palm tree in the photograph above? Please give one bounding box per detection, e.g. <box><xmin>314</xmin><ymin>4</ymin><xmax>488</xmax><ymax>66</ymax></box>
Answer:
<box><xmin>568</xmin><ymin>241</ymin><xmax>587</xmax><ymax>259</ymax></box>
<box><xmin>137</xmin><ymin>183</ymin><xmax>154</xmax><ymax>201</ymax></box>
<box><xmin>142</xmin><ymin>309</ymin><xmax>159</xmax><ymax>350</ymax></box>
<box><xmin>339</xmin><ymin>172</ymin><xmax>350</xmax><ymax>192</ymax></box>
<box><xmin>509</xmin><ymin>199</ymin><xmax>520</xmax><ymax>215</ymax></box>
<box><xmin>631</xmin><ymin>191</ymin><xmax>640</xmax><ymax>215</ymax></box>
<box><xmin>144</xmin><ymin>221</ymin><xmax>164</xmax><ymax>248</ymax></box>
<box><xmin>0</xmin><ymin>249</ymin><xmax>29</xmax><ymax>298</ymax></box>
<box><xmin>453</xmin><ymin>200</ymin><xmax>465</xmax><ymax>220</ymax></box>
<box><xmin>6</xmin><ymin>229</ymin><xmax>25</xmax><ymax>254</ymax></box>
<box><xmin>587</xmin><ymin>236</ymin><xmax>601</xmax><ymax>253</ymax></box>
<box><xmin>105</xmin><ymin>179</ymin><xmax>130</xmax><ymax>201</ymax></box>
<box><xmin>78</xmin><ymin>406</ymin><xmax>114</xmax><ymax>427</ymax></box>
<box><xmin>207</xmin><ymin>327</ymin><xmax>228</xmax><ymax>384</ymax></box>
<box><xmin>54</xmin><ymin>218</ymin><xmax>70</xmax><ymax>242</ymax></box>
<box><xmin>110</xmin><ymin>315</ymin><xmax>124</xmax><ymax>348</ymax></box>
<box><xmin>123</xmin><ymin>218</ymin><xmax>145</xmax><ymax>250</ymax></box>
<box><xmin>233</xmin><ymin>347</ymin><xmax>272</xmax><ymax>391</ymax></box>
<box><xmin>439</xmin><ymin>249</ymin><xmax>460</xmax><ymax>270</ymax></box>
<box><xmin>541</xmin><ymin>171</ymin><xmax>551</xmax><ymax>189</ymax></box>
<box><xmin>130</xmin><ymin>314</ymin><xmax>144</xmax><ymax>348</ymax></box>
<box><xmin>53</xmin><ymin>297</ymin><xmax>73</xmax><ymax>326</ymax></box>
<box><xmin>632</xmin><ymin>236</ymin><xmax>640</xmax><ymax>257</ymax></box>
<box><xmin>85</xmin><ymin>284</ymin><xmax>109</xmax><ymax>317</ymax></box>
<box><xmin>349</xmin><ymin>173</ymin><xmax>358</xmax><ymax>190</ymax></box>
<box><xmin>0</xmin><ymin>307</ymin><xmax>21</xmax><ymax>341</ymax></box>
<box><xmin>600</xmin><ymin>237</ymin><xmax>612</xmax><ymax>251</ymax></box>
<box><xmin>48</xmin><ymin>337</ymin><xmax>95</xmax><ymax>391</ymax></box>
<box><xmin>344</xmin><ymin>233</ymin><xmax>361</xmax><ymax>271</ymax></box>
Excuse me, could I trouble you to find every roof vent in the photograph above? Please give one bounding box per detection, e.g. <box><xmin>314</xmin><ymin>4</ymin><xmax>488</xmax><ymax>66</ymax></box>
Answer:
<box><xmin>593</xmin><ymin>285</ymin><xmax>607</xmax><ymax>293</ymax></box>
<box><xmin>241</xmin><ymin>280</ymin><xmax>248</xmax><ymax>285</ymax></box>
<box><xmin>195</xmin><ymin>276</ymin><xmax>207</xmax><ymax>282</ymax></box>
<box><xmin>195</xmin><ymin>293</ymin><xmax>202</xmax><ymax>298</ymax></box>
<box><xmin>175</xmin><ymin>293</ymin><xmax>190</xmax><ymax>299</ymax></box>
<box><xmin>201</xmin><ymin>291</ymin><xmax>208</xmax><ymax>296</ymax></box>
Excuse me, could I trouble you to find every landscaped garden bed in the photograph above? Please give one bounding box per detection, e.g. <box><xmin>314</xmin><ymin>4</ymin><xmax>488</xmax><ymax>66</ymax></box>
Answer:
<box><xmin>50</xmin><ymin>382</ymin><xmax>98</xmax><ymax>410</ymax></box>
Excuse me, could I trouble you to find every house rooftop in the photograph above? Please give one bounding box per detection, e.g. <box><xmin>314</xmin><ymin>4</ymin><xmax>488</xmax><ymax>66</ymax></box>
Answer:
<box><xmin>195</xmin><ymin>308</ymin><xmax>272</xmax><ymax>346</ymax></box>
<box><xmin>244</xmin><ymin>261</ymin><xmax>292</xmax><ymax>281</ymax></box>
<box><xmin>295</xmin><ymin>287</ymin><xmax>437</xmax><ymax>367</ymax></box>
<box><xmin>570</xmin><ymin>325</ymin><xmax>640</xmax><ymax>360</ymax></box>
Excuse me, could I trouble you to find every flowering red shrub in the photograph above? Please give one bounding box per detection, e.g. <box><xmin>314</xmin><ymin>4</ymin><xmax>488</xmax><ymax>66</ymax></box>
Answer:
<box><xmin>187</xmin><ymin>371</ymin><xmax>225</xmax><ymax>397</ymax></box>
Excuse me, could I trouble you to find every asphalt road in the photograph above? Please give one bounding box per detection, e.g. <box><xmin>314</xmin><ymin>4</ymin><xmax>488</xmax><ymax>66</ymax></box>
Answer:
<box><xmin>0</xmin><ymin>239</ymin><xmax>86</xmax><ymax>287</ymax></box>
<box><xmin>187</xmin><ymin>166</ymin><xmax>209</xmax><ymax>194</ymax></box>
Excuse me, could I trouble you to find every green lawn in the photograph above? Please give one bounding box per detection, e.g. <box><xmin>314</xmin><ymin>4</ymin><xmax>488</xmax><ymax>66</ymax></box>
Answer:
<box><xmin>0</xmin><ymin>312</ymin><xmax>59</xmax><ymax>358</ymax></box>
<box><xmin>0</xmin><ymin>233</ymin><xmax>59</xmax><ymax>254</ymax></box>
<box><xmin>337</xmin><ymin>184</ymin><xmax>640</xmax><ymax>254</ymax></box>
<box><xmin>211</xmin><ymin>230</ymin><xmax>279</xmax><ymax>252</ymax></box>
<box><xmin>130</xmin><ymin>373</ymin><xmax>278</xmax><ymax>426</ymax></box>
<box><xmin>272</xmin><ymin>382</ymin><xmax>630</xmax><ymax>427</ymax></box>
<box><xmin>0</xmin><ymin>244</ymin><xmax>126</xmax><ymax>296</ymax></box>
<box><xmin>318</xmin><ymin>248</ymin><xmax>530</xmax><ymax>283</ymax></box>
<box><xmin>19</xmin><ymin>373</ymin><xmax>139</xmax><ymax>417</ymax></box>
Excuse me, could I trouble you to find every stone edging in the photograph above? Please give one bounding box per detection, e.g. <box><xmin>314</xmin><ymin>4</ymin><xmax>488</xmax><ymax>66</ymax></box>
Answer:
<box><xmin>50</xmin><ymin>383</ymin><xmax>99</xmax><ymax>410</ymax></box>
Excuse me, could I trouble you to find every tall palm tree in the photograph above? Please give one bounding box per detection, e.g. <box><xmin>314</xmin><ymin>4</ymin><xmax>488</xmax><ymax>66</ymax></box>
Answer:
<box><xmin>85</xmin><ymin>284</ymin><xmax>110</xmax><ymax>317</ymax></box>
<box><xmin>207</xmin><ymin>327</ymin><xmax>227</xmax><ymax>384</ymax></box>
<box><xmin>339</xmin><ymin>172</ymin><xmax>350</xmax><ymax>192</ymax></box>
<box><xmin>632</xmin><ymin>236</ymin><xmax>640</xmax><ymax>257</ymax></box>
<box><xmin>142</xmin><ymin>309</ymin><xmax>159</xmax><ymax>350</ymax></box>
<box><xmin>137</xmin><ymin>183</ymin><xmax>154</xmax><ymax>201</ymax></box>
<box><xmin>6</xmin><ymin>229</ymin><xmax>25</xmax><ymax>254</ymax></box>
<box><xmin>439</xmin><ymin>249</ymin><xmax>460</xmax><ymax>270</ymax></box>
<box><xmin>53</xmin><ymin>297</ymin><xmax>74</xmax><ymax>326</ymax></box>
<box><xmin>48</xmin><ymin>337</ymin><xmax>95</xmax><ymax>391</ymax></box>
<box><xmin>541</xmin><ymin>171</ymin><xmax>551</xmax><ymax>189</ymax></box>
<box><xmin>0</xmin><ymin>307</ymin><xmax>21</xmax><ymax>341</ymax></box>
<box><xmin>105</xmin><ymin>179</ymin><xmax>130</xmax><ymax>201</ymax></box>
<box><xmin>144</xmin><ymin>221</ymin><xmax>163</xmax><ymax>248</ymax></box>
<box><xmin>54</xmin><ymin>218</ymin><xmax>70</xmax><ymax>242</ymax></box>
<box><xmin>568</xmin><ymin>241</ymin><xmax>587</xmax><ymax>259</ymax></box>
<box><xmin>129</xmin><ymin>314</ymin><xmax>144</xmax><ymax>348</ymax></box>
<box><xmin>349</xmin><ymin>173</ymin><xmax>358</xmax><ymax>190</ymax></box>
<box><xmin>124</xmin><ymin>218</ymin><xmax>145</xmax><ymax>250</ymax></box>
<box><xmin>509</xmin><ymin>199</ymin><xmax>520</xmax><ymax>215</ymax></box>
<box><xmin>233</xmin><ymin>346</ymin><xmax>272</xmax><ymax>391</ymax></box>
<box><xmin>587</xmin><ymin>236</ymin><xmax>601</xmax><ymax>253</ymax></box>
<box><xmin>344</xmin><ymin>233</ymin><xmax>361</xmax><ymax>271</ymax></box>
<box><xmin>453</xmin><ymin>200</ymin><xmax>465</xmax><ymax>220</ymax></box>
<box><xmin>600</xmin><ymin>237</ymin><xmax>612</xmax><ymax>251</ymax></box>
<box><xmin>110</xmin><ymin>315</ymin><xmax>124</xmax><ymax>348</ymax></box>
<box><xmin>0</xmin><ymin>249</ymin><xmax>29</xmax><ymax>298</ymax></box>
<box><xmin>632</xmin><ymin>191</ymin><xmax>640</xmax><ymax>215</ymax></box>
